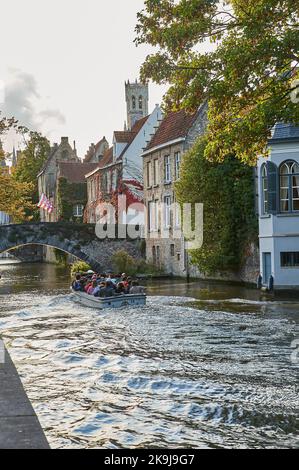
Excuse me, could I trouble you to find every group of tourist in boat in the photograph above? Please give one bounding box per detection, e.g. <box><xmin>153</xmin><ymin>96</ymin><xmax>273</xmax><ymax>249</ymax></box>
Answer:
<box><xmin>72</xmin><ymin>272</ymin><xmax>146</xmax><ymax>298</ymax></box>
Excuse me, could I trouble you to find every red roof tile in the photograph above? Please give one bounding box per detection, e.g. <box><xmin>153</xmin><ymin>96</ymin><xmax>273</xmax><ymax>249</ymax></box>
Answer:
<box><xmin>145</xmin><ymin>110</ymin><xmax>197</xmax><ymax>151</ymax></box>
<box><xmin>114</xmin><ymin>131</ymin><xmax>135</xmax><ymax>144</ymax></box>
<box><xmin>58</xmin><ymin>162</ymin><xmax>99</xmax><ymax>183</ymax></box>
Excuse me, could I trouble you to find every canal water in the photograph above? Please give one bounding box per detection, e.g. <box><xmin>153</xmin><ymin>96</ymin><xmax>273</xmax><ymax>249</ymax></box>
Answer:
<box><xmin>0</xmin><ymin>262</ymin><xmax>298</xmax><ymax>449</ymax></box>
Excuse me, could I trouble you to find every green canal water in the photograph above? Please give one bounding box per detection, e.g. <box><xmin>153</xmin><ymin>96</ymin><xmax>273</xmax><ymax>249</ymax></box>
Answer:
<box><xmin>0</xmin><ymin>262</ymin><xmax>298</xmax><ymax>449</ymax></box>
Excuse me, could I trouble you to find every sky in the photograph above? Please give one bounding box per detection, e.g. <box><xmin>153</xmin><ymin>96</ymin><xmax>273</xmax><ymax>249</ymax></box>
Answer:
<box><xmin>0</xmin><ymin>0</ymin><xmax>167</xmax><ymax>158</ymax></box>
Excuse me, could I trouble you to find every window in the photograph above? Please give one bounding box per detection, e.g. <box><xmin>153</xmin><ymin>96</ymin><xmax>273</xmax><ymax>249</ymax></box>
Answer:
<box><xmin>174</xmin><ymin>200</ymin><xmax>181</xmax><ymax>227</ymax></box>
<box><xmin>261</xmin><ymin>164</ymin><xmax>268</xmax><ymax>214</ymax></box>
<box><xmin>170</xmin><ymin>244</ymin><xmax>175</xmax><ymax>256</ymax></box>
<box><xmin>281</xmin><ymin>252</ymin><xmax>299</xmax><ymax>267</ymax></box>
<box><xmin>91</xmin><ymin>179</ymin><xmax>96</xmax><ymax>201</ymax></box>
<box><xmin>280</xmin><ymin>161</ymin><xmax>299</xmax><ymax>212</ymax></box>
<box><xmin>132</xmin><ymin>96</ymin><xmax>136</xmax><ymax>109</ymax></box>
<box><xmin>153</xmin><ymin>159</ymin><xmax>159</xmax><ymax>186</ymax></box>
<box><xmin>149</xmin><ymin>200</ymin><xmax>159</xmax><ymax>231</ymax></box>
<box><xmin>102</xmin><ymin>173</ymin><xmax>108</xmax><ymax>193</ymax></box>
<box><xmin>139</xmin><ymin>96</ymin><xmax>143</xmax><ymax>110</ymax></box>
<box><xmin>164</xmin><ymin>155</ymin><xmax>171</xmax><ymax>183</ymax></box>
<box><xmin>164</xmin><ymin>195</ymin><xmax>171</xmax><ymax>228</ymax></box>
<box><xmin>152</xmin><ymin>246</ymin><xmax>156</xmax><ymax>264</ymax></box>
<box><xmin>73</xmin><ymin>204</ymin><xmax>84</xmax><ymax>217</ymax></box>
<box><xmin>175</xmin><ymin>152</ymin><xmax>181</xmax><ymax>180</ymax></box>
<box><xmin>112</xmin><ymin>170</ymin><xmax>117</xmax><ymax>190</ymax></box>
<box><xmin>147</xmin><ymin>161</ymin><xmax>152</xmax><ymax>188</ymax></box>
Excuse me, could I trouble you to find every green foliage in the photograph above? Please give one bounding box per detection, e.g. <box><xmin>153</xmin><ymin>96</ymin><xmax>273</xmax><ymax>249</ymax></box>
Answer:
<box><xmin>112</xmin><ymin>250</ymin><xmax>137</xmax><ymax>275</ymax></box>
<box><xmin>136</xmin><ymin>0</ymin><xmax>299</xmax><ymax>164</ymax></box>
<box><xmin>71</xmin><ymin>260</ymin><xmax>91</xmax><ymax>277</ymax></box>
<box><xmin>54</xmin><ymin>249</ymin><xmax>68</xmax><ymax>266</ymax></box>
<box><xmin>57</xmin><ymin>177</ymin><xmax>86</xmax><ymax>222</ymax></box>
<box><xmin>12</xmin><ymin>132</ymin><xmax>50</xmax><ymax>220</ymax></box>
<box><xmin>112</xmin><ymin>250</ymin><xmax>165</xmax><ymax>276</ymax></box>
<box><xmin>176</xmin><ymin>137</ymin><xmax>258</xmax><ymax>274</ymax></box>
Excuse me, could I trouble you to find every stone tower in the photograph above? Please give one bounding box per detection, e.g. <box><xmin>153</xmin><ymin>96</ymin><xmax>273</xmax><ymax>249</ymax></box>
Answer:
<box><xmin>125</xmin><ymin>80</ymin><xmax>149</xmax><ymax>130</ymax></box>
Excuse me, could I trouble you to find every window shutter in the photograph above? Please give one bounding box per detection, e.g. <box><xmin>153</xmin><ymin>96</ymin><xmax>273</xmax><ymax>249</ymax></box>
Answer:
<box><xmin>266</xmin><ymin>161</ymin><xmax>278</xmax><ymax>214</ymax></box>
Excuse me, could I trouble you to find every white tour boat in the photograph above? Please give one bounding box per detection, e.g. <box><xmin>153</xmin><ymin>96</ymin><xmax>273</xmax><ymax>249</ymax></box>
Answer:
<box><xmin>71</xmin><ymin>288</ymin><xmax>147</xmax><ymax>310</ymax></box>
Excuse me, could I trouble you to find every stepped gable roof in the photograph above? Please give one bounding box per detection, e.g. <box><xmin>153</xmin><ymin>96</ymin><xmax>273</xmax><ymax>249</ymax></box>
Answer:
<box><xmin>84</xmin><ymin>137</ymin><xmax>108</xmax><ymax>162</ymax></box>
<box><xmin>58</xmin><ymin>162</ymin><xmax>98</xmax><ymax>183</ymax></box>
<box><xmin>84</xmin><ymin>147</ymin><xmax>115</xmax><ymax>179</ymax></box>
<box><xmin>269</xmin><ymin>123</ymin><xmax>299</xmax><ymax>143</ymax></box>
<box><xmin>145</xmin><ymin>109</ymin><xmax>198</xmax><ymax>151</ymax></box>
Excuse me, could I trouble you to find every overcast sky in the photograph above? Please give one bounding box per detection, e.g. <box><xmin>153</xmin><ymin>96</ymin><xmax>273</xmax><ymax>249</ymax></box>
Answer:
<box><xmin>0</xmin><ymin>0</ymin><xmax>167</xmax><ymax>157</ymax></box>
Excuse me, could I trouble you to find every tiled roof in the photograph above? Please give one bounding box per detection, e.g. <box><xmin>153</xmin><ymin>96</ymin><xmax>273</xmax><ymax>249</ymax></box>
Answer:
<box><xmin>114</xmin><ymin>131</ymin><xmax>135</xmax><ymax>144</ymax></box>
<box><xmin>58</xmin><ymin>162</ymin><xmax>98</xmax><ymax>183</ymax></box>
<box><xmin>131</xmin><ymin>115</ymin><xmax>149</xmax><ymax>134</ymax></box>
<box><xmin>269</xmin><ymin>123</ymin><xmax>299</xmax><ymax>143</ymax></box>
<box><xmin>145</xmin><ymin>109</ymin><xmax>198</xmax><ymax>151</ymax></box>
<box><xmin>114</xmin><ymin>116</ymin><xmax>149</xmax><ymax>144</ymax></box>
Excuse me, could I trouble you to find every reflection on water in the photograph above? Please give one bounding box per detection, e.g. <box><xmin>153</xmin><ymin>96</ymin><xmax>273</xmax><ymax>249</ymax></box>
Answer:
<box><xmin>0</xmin><ymin>263</ymin><xmax>298</xmax><ymax>449</ymax></box>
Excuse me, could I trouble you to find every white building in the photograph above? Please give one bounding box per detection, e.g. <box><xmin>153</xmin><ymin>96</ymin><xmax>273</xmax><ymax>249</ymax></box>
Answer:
<box><xmin>258</xmin><ymin>123</ymin><xmax>299</xmax><ymax>290</ymax></box>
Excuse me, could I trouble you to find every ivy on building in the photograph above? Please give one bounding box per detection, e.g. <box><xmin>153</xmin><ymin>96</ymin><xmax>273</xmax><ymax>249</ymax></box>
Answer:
<box><xmin>176</xmin><ymin>137</ymin><xmax>258</xmax><ymax>275</ymax></box>
<box><xmin>57</xmin><ymin>177</ymin><xmax>87</xmax><ymax>223</ymax></box>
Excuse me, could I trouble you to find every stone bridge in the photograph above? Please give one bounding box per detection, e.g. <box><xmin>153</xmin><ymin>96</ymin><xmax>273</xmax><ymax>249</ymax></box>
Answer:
<box><xmin>0</xmin><ymin>223</ymin><xmax>144</xmax><ymax>272</ymax></box>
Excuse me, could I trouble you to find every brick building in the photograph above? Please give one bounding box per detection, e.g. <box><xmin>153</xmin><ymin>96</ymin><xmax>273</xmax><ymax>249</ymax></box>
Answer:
<box><xmin>84</xmin><ymin>81</ymin><xmax>162</xmax><ymax>225</ymax></box>
<box><xmin>142</xmin><ymin>104</ymin><xmax>207</xmax><ymax>277</ymax></box>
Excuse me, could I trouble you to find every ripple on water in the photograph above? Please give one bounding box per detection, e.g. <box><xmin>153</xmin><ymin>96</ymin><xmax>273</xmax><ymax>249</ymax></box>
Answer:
<box><xmin>0</xmin><ymin>283</ymin><xmax>298</xmax><ymax>449</ymax></box>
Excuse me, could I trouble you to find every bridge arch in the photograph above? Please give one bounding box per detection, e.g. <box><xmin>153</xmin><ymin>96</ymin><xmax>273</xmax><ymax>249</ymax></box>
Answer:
<box><xmin>0</xmin><ymin>223</ymin><xmax>142</xmax><ymax>272</ymax></box>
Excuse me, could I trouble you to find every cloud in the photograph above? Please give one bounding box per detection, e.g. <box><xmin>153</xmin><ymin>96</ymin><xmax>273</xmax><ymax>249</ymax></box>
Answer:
<box><xmin>1</xmin><ymin>70</ymin><xmax>66</xmax><ymax>132</ymax></box>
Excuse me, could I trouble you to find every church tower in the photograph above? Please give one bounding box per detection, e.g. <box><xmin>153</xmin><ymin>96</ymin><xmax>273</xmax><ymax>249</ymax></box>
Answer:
<box><xmin>125</xmin><ymin>80</ymin><xmax>149</xmax><ymax>130</ymax></box>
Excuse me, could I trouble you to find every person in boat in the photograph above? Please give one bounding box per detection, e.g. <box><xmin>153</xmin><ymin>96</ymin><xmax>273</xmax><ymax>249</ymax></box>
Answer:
<box><xmin>72</xmin><ymin>274</ymin><xmax>83</xmax><ymax>292</ymax></box>
<box><xmin>93</xmin><ymin>281</ymin><xmax>103</xmax><ymax>297</ymax></box>
<box><xmin>129</xmin><ymin>280</ymin><xmax>146</xmax><ymax>295</ymax></box>
<box><xmin>99</xmin><ymin>281</ymin><xmax>115</xmax><ymax>298</ymax></box>
<box><xmin>87</xmin><ymin>280</ymin><xmax>97</xmax><ymax>295</ymax></box>
<box><xmin>116</xmin><ymin>281</ymin><xmax>126</xmax><ymax>295</ymax></box>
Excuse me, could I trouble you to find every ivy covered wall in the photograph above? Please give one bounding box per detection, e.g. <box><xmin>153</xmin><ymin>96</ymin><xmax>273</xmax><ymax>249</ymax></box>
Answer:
<box><xmin>57</xmin><ymin>177</ymin><xmax>87</xmax><ymax>223</ymax></box>
<box><xmin>176</xmin><ymin>137</ymin><xmax>258</xmax><ymax>275</ymax></box>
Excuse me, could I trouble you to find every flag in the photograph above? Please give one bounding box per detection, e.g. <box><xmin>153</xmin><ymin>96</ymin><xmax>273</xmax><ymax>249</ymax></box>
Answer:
<box><xmin>37</xmin><ymin>193</ymin><xmax>54</xmax><ymax>214</ymax></box>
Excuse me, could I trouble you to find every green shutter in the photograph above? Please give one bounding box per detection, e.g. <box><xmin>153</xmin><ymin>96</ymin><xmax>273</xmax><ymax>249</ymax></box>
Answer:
<box><xmin>266</xmin><ymin>161</ymin><xmax>278</xmax><ymax>214</ymax></box>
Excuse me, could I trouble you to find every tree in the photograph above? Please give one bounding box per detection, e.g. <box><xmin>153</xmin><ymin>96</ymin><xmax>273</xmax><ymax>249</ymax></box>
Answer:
<box><xmin>136</xmin><ymin>0</ymin><xmax>299</xmax><ymax>164</ymax></box>
<box><xmin>12</xmin><ymin>132</ymin><xmax>50</xmax><ymax>220</ymax></box>
<box><xmin>175</xmin><ymin>137</ymin><xmax>258</xmax><ymax>273</ymax></box>
<box><xmin>0</xmin><ymin>170</ymin><xmax>34</xmax><ymax>222</ymax></box>
<box><xmin>0</xmin><ymin>113</ymin><xmax>34</xmax><ymax>222</ymax></box>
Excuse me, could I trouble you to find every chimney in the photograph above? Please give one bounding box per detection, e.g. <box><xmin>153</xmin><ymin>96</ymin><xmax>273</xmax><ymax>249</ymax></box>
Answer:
<box><xmin>61</xmin><ymin>137</ymin><xmax>69</xmax><ymax>144</ymax></box>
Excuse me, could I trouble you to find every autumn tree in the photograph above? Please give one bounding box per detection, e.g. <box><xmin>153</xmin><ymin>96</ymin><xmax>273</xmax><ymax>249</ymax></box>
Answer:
<box><xmin>136</xmin><ymin>0</ymin><xmax>299</xmax><ymax>163</ymax></box>
<box><xmin>12</xmin><ymin>132</ymin><xmax>50</xmax><ymax>220</ymax></box>
<box><xmin>0</xmin><ymin>113</ymin><xmax>34</xmax><ymax>222</ymax></box>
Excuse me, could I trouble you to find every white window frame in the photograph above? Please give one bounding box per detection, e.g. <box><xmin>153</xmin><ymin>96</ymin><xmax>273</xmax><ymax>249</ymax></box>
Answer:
<box><xmin>175</xmin><ymin>152</ymin><xmax>181</xmax><ymax>180</ymax></box>
<box><xmin>147</xmin><ymin>161</ymin><xmax>152</xmax><ymax>188</ymax></box>
<box><xmin>164</xmin><ymin>195</ymin><xmax>171</xmax><ymax>228</ymax></box>
<box><xmin>73</xmin><ymin>204</ymin><xmax>84</xmax><ymax>217</ymax></box>
<box><xmin>154</xmin><ymin>159</ymin><xmax>159</xmax><ymax>186</ymax></box>
<box><xmin>164</xmin><ymin>155</ymin><xmax>171</xmax><ymax>184</ymax></box>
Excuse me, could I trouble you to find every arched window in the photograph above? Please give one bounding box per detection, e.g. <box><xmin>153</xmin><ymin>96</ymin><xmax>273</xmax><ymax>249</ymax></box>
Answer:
<box><xmin>261</xmin><ymin>164</ymin><xmax>268</xmax><ymax>214</ymax></box>
<box><xmin>139</xmin><ymin>95</ymin><xmax>143</xmax><ymax>110</ymax></box>
<box><xmin>132</xmin><ymin>96</ymin><xmax>136</xmax><ymax>109</ymax></box>
<box><xmin>280</xmin><ymin>160</ymin><xmax>299</xmax><ymax>212</ymax></box>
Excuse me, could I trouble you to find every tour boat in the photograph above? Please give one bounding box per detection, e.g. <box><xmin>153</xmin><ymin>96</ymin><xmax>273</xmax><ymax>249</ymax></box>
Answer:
<box><xmin>70</xmin><ymin>288</ymin><xmax>147</xmax><ymax>310</ymax></box>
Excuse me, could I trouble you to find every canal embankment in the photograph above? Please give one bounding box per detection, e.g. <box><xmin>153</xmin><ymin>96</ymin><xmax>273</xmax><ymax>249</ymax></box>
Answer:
<box><xmin>0</xmin><ymin>341</ymin><xmax>49</xmax><ymax>449</ymax></box>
